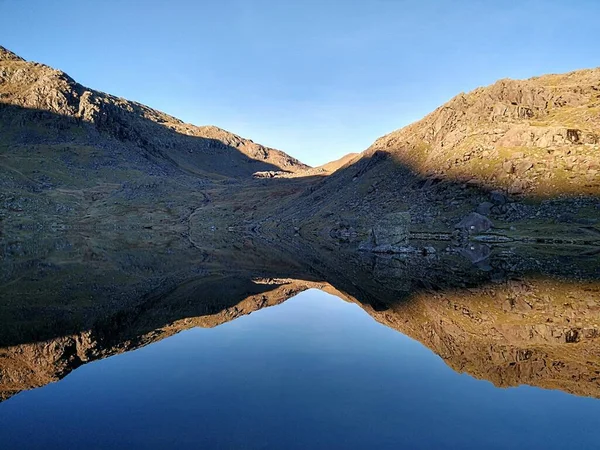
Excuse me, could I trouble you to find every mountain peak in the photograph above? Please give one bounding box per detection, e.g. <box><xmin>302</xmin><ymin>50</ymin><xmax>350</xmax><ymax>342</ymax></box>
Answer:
<box><xmin>0</xmin><ymin>46</ymin><xmax>24</xmax><ymax>62</ymax></box>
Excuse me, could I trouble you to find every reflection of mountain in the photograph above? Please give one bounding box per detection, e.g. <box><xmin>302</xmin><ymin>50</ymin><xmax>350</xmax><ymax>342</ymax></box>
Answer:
<box><xmin>363</xmin><ymin>279</ymin><xmax>600</xmax><ymax>398</ymax></box>
<box><xmin>0</xmin><ymin>277</ymin><xmax>336</xmax><ymax>402</ymax></box>
<box><xmin>1</xmin><ymin>230</ymin><xmax>599</xmax><ymax>402</ymax></box>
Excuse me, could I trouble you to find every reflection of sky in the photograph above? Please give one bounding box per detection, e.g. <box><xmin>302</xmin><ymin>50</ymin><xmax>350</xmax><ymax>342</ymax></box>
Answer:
<box><xmin>1</xmin><ymin>289</ymin><xmax>599</xmax><ymax>449</ymax></box>
<box><xmin>3</xmin><ymin>1</ymin><xmax>600</xmax><ymax>166</ymax></box>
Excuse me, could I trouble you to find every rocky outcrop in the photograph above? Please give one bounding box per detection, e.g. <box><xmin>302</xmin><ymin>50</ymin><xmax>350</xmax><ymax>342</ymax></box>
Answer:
<box><xmin>359</xmin><ymin>212</ymin><xmax>411</xmax><ymax>252</ymax></box>
<box><xmin>0</xmin><ymin>46</ymin><xmax>24</xmax><ymax>62</ymax></box>
<box><xmin>455</xmin><ymin>212</ymin><xmax>492</xmax><ymax>233</ymax></box>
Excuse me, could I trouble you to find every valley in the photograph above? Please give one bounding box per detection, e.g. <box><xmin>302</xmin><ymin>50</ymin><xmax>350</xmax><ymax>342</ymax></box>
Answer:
<box><xmin>1</xmin><ymin>45</ymin><xmax>599</xmax><ymax>408</ymax></box>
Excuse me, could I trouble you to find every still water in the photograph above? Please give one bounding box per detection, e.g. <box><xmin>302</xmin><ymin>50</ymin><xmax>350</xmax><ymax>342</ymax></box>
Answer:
<box><xmin>0</xmin><ymin>289</ymin><xmax>598</xmax><ymax>449</ymax></box>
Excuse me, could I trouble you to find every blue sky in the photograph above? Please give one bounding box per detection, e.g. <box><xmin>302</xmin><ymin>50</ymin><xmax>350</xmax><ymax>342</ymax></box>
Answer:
<box><xmin>1</xmin><ymin>0</ymin><xmax>599</xmax><ymax>166</ymax></box>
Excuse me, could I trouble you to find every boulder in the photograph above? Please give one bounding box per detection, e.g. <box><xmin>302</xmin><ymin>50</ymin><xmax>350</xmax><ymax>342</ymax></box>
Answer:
<box><xmin>516</xmin><ymin>160</ymin><xmax>533</xmax><ymax>174</ymax></box>
<box><xmin>359</xmin><ymin>212</ymin><xmax>411</xmax><ymax>252</ymax></box>
<box><xmin>490</xmin><ymin>190</ymin><xmax>507</xmax><ymax>205</ymax></box>
<box><xmin>455</xmin><ymin>212</ymin><xmax>493</xmax><ymax>233</ymax></box>
<box><xmin>476</xmin><ymin>202</ymin><xmax>494</xmax><ymax>215</ymax></box>
<box><xmin>508</xmin><ymin>179</ymin><xmax>527</xmax><ymax>194</ymax></box>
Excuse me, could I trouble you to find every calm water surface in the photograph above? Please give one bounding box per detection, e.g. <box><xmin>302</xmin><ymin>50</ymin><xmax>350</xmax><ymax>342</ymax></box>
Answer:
<box><xmin>0</xmin><ymin>289</ymin><xmax>599</xmax><ymax>449</ymax></box>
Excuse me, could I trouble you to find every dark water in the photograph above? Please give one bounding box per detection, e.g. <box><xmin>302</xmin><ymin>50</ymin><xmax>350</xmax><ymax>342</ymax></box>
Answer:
<box><xmin>1</xmin><ymin>289</ymin><xmax>599</xmax><ymax>449</ymax></box>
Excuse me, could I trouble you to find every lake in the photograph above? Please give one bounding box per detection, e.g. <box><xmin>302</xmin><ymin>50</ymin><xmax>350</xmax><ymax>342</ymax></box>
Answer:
<box><xmin>1</xmin><ymin>288</ymin><xmax>599</xmax><ymax>449</ymax></box>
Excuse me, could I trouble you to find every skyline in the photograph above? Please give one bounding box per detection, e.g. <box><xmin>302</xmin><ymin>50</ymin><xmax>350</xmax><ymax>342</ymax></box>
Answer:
<box><xmin>2</xmin><ymin>0</ymin><xmax>599</xmax><ymax>166</ymax></box>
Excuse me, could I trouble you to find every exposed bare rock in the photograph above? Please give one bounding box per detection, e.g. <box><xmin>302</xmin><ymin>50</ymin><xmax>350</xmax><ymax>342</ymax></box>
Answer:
<box><xmin>0</xmin><ymin>46</ymin><xmax>24</xmax><ymax>62</ymax></box>
<box><xmin>476</xmin><ymin>201</ymin><xmax>494</xmax><ymax>215</ymax></box>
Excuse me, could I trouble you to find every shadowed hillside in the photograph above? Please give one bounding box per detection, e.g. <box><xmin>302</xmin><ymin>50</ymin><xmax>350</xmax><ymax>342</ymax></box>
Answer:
<box><xmin>264</xmin><ymin>69</ymin><xmax>600</xmax><ymax>250</ymax></box>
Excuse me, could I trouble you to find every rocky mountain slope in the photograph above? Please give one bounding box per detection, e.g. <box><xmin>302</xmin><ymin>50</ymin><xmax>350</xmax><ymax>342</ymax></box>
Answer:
<box><xmin>0</xmin><ymin>46</ymin><xmax>310</xmax><ymax>231</ymax></box>
<box><xmin>0</xmin><ymin>46</ymin><xmax>306</xmax><ymax>178</ymax></box>
<box><xmin>2</xmin><ymin>45</ymin><xmax>598</xmax><ymax>246</ymax></box>
<box><xmin>269</xmin><ymin>68</ymin><xmax>600</xmax><ymax>248</ymax></box>
<box><xmin>367</xmin><ymin>69</ymin><xmax>600</xmax><ymax>197</ymax></box>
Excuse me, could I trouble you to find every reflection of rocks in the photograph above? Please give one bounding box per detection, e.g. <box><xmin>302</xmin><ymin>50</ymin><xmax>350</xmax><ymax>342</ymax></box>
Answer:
<box><xmin>2</xmin><ymin>272</ymin><xmax>599</xmax><ymax>402</ymax></box>
<box><xmin>0</xmin><ymin>335</ymin><xmax>91</xmax><ymax>402</ymax></box>
<box><xmin>459</xmin><ymin>243</ymin><xmax>491</xmax><ymax>263</ymax></box>
<box><xmin>372</xmin><ymin>256</ymin><xmax>415</xmax><ymax>291</ymax></box>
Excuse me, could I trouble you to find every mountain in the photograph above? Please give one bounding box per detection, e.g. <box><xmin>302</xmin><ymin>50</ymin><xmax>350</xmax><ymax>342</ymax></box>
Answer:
<box><xmin>0</xmin><ymin>46</ymin><xmax>311</xmax><ymax>230</ymax></box>
<box><xmin>271</xmin><ymin>68</ymin><xmax>600</xmax><ymax>246</ymax></box>
<box><xmin>0</xmin><ymin>46</ymin><xmax>307</xmax><ymax>178</ymax></box>
<box><xmin>253</xmin><ymin>152</ymin><xmax>360</xmax><ymax>178</ymax></box>
<box><xmin>3</xmin><ymin>45</ymin><xmax>598</xmax><ymax>243</ymax></box>
<box><xmin>317</xmin><ymin>152</ymin><xmax>360</xmax><ymax>173</ymax></box>
<box><xmin>367</xmin><ymin>69</ymin><xmax>600</xmax><ymax>197</ymax></box>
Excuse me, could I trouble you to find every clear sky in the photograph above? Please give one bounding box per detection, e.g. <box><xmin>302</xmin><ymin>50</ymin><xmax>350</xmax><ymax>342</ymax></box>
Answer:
<box><xmin>1</xmin><ymin>0</ymin><xmax>599</xmax><ymax>166</ymax></box>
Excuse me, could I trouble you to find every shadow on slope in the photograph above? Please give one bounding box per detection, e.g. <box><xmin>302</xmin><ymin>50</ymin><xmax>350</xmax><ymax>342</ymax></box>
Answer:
<box><xmin>265</xmin><ymin>149</ymin><xmax>600</xmax><ymax>253</ymax></box>
<box><xmin>0</xmin><ymin>103</ymin><xmax>296</xmax><ymax>182</ymax></box>
<box><xmin>0</xmin><ymin>104</ymin><xmax>321</xmax><ymax>232</ymax></box>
